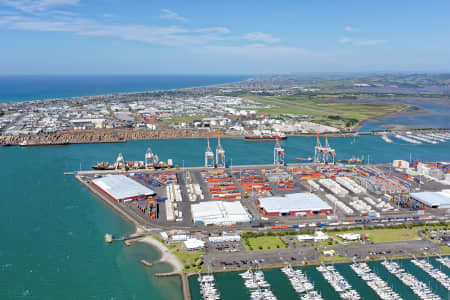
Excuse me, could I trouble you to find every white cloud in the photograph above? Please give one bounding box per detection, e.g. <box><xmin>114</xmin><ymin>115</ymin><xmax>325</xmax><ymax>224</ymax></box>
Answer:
<box><xmin>204</xmin><ymin>44</ymin><xmax>309</xmax><ymax>58</ymax></box>
<box><xmin>344</xmin><ymin>25</ymin><xmax>359</xmax><ymax>32</ymax></box>
<box><xmin>357</xmin><ymin>39</ymin><xmax>386</xmax><ymax>46</ymax></box>
<box><xmin>243</xmin><ymin>32</ymin><xmax>280</xmax><ymax>43</ymax></box>
<box><xmin>196</xmin><ymin>27</ymin><xmax>230</xmax><ymax>34</ymax></box>
<box><xmin>339</xmin><ymin>37</ymin><xmax>351</xmax><ymax>44</ymax></box>
<box><xmin>340</xmin><ymin>37</ymin><xmax>386</xmax><ymax>46</ymax></box>
<box><xmin>0</xmin><ymin>0</ymin><xmax>78</xmax><ymax>13</ymax></box>
<box><xmin>0</xmin><ymin>14</ymin><xmax>230</xmax><ymax>46</ymax></box>
<box><xmin>159</xmin><ymin>8</ymin><xmax>186</xmax><ymax>22</ymax></box>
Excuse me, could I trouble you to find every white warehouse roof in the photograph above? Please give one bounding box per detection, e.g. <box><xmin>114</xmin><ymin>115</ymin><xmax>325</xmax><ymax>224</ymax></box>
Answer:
<box><xmin>183</xmin><ymin>238</ymin><xmax>205</xmax><ymax>250</ymax></box>
<box><xmin>410</xmin><ymin>191</ymin><xmax>450</xmax><ymax>208</ymax></box>
<box><xmin>191</xmin><ymin>201</ymin><xmax>251</xmax><ymax>225</ymax></box>
<box><xmin>259</xmin><ymin>193</ymin><xmax>331</xmax><ymax>213</ymax></box>
<box><xmin>92</xmin><ymin>175</ymin><xmax>155</xmax><ymax>201</ymax></box>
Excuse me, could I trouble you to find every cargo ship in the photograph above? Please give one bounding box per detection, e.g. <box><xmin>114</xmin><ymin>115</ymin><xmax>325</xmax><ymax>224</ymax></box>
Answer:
<box><xmin>19</xmin><ymin>140</ymin><xmax>69</xmax><ymax>147</ymax></box>
<box><xmin>92</xmin><ymin>162</ymin><xmax>115</xmax><ymax>170</ymax></box>
<box><xmin>92</xmin><ymin>149</ymin><xmax>174</xmax><ymax>171</ymax></box>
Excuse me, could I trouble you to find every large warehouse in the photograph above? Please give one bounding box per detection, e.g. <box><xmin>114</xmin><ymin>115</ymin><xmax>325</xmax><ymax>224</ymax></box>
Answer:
<box><xmin>191</xmin><ymin>201</ymin><xmax>251</xmax><ymax>226</ymax></box>
<box><xmin>92</xmin><ymin>175</ymin><xmax>155</xmax><ymax>202</ymax></box>
<box><xmin>410</xmin><ymin>191</ymin><xmax>450</xmax><ymax>209</ymax></box>
<box><xmin>257</xmin><ymin>193</ymin><xmax>332</xmax><ymax>216</ymax></box>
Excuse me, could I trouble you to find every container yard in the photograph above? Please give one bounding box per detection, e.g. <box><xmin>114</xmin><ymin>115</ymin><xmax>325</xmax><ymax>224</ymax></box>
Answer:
<box><xmin>200</xmin><ymin>170</ymin><xmax>241</xmax><ymax>200</ymax></box>
<box><xmin>233</xmin><ymin>169</ymin><xmax>272</xmax><ymax>196</ymax></box>
<box><xmin>78</xmin><ymin>154</ymin><xmax>450</xmax><ymax>230</ymax></box>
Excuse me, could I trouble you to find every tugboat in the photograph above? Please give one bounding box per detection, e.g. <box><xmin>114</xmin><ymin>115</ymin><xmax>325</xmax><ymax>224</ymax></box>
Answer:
<box><xmin>104</xmin><ymin>233</ymin><xmax>113</xmax><ymax>243</ymax></box>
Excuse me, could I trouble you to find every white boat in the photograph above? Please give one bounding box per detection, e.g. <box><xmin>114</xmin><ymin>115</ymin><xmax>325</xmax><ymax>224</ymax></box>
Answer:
<box><xmin>351</xmin><ymin>262</ymin><xmax>402</xmax><ymax>300</ymax></box>
<box><xmin>395</xmin><ymin>135</ymin><xmax>422</xmax><ymax>144</ymax></box>
<box><xmin>381</xmin><ymin>135</ymin><xmax>394</xmax><ymax>143</ymax></box>
<box><xmin>381</xmin><ymin>260</ymin><xmax>439</xmax><ymax>300</ymax></box>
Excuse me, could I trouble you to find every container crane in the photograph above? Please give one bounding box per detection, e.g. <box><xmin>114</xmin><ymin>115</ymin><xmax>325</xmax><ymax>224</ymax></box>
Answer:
<box><xmin>204</xmin><ymin>137</ymin><xmax>214</xmax><ymax>168</ymax></box>
<box><xmin>273</xmin><ymin>136</ymin><xmax>285</xmax><ymax>166</ymax></box>
<box><xmin>145</xmin><ymin>147</ymin><xmax>153</xmax><ymax>169</ymax></box>
<box><xmin>314</xmin><ymin>133</ymin><xmax>335</xmax><ymax>164</ymax></box>
<box><xmin>115</xmin><ymin>152</ymin><xmax>125</xmax><ymax>169</ymax></box>
<box><xmin>215</xmin><ymin>134</ymin><xmax>226</xmax><ymax>168</ymax></box>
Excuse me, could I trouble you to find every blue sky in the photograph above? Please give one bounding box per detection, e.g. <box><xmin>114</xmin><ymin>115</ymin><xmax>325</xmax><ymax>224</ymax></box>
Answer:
<box><xmin>0</xmin><ymin>0</ymin><xmax>449</xmax><ymax>74</ymax></box>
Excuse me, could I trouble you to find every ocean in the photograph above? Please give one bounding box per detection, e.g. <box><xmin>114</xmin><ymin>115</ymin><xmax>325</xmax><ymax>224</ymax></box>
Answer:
<box><xmin>1</xmin><ymin>136</ymin><xmax>450</xmax><ymax>299</ymax></box>
<box><xmin>0</xmin><ymin>75</ymin><xmax>249</xmax><ymax>103</ymax></box>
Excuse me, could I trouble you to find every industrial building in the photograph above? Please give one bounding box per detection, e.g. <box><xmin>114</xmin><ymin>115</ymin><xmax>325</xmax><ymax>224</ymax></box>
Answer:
<box><xmin>183</xmin><ymin>238</ymin><xmax>205</xmax><ymax>250</ymax></box>
<box><xmin>257</xmin><ymin>193</ymin><xmax>332</xmax><ymax>216</ymax></box>
<box><xmin>296</xmin><ymin>231</ymin><xmax>330</xmax><ymax>243</ymax></box>
<box><xmin>92</xmin><ymin>175</ymin><xmax>155</xmax><ymax>202</ymax></box>
<box><xmin>409</xmin><ymin>191</ymin><xmax>450</xmax><ymax>209</ymax></box>
<box><xmin>191</xmin><ymin>201</ymin><xmax>251</xmax><ymax>226</ymax></box>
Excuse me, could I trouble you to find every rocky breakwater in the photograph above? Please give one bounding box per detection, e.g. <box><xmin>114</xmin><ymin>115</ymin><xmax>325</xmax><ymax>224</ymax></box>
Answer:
<box><xmin>0</xmin><ymin>129</ymin><xmax>231</xmax><ymax>145</ymax></box>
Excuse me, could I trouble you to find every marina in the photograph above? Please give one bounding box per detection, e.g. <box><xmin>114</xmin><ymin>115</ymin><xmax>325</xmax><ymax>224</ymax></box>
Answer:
<box><xmin>316</xmin><ymin>264</ymin><xmax>360</xmax><ymax>299</ymax></box>
<box><xmin>190</xmin><ymin>257</ymin><xmax>450</xmax><ymax>300</ymax></box>
<box><xmin>436</xmin><ymin>256</ymin><xmax>450</xmax><ymax>269</ymax></box>
<box><xmin>381</xmin><ymin>260</ymin><xmax>440</xmax><ymax>300</ymax></box>
<box><xmin>198</xmin><ymin>273</ymin><xmax>220</xmax><ymax>300</ymax></box>
<box><xmin>378</xmin><ymin>131</ymin><xmax>450</xmax><ymax>146</ymax></box>
<box><xmin>281</xmin><ymin>265</ymin><xmax>321</xmax><ymax>298</ymax></box>
<box><xmin>411</xmin><ymin>259</ymin><xmax>450</xmax><ymax>290</ymax></box>
<box><xmin>350</xmin><ymin>262</ymin><xmax>401</xmax><ymax>300</ymax></box>
<box><xmin>239</xmin><ymin>267</ymin><xmax>277</xmax><ymax>300</ymax></box>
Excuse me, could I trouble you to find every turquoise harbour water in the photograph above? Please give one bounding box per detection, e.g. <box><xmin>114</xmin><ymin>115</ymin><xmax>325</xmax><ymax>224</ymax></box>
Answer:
<box><xmin>189</xmin><ymin>258</ymin><xmax>450</xmax><ymax>300</ymax></box>
<box><xmin>1</xmin><ymin>135</ymin><xmax>450</xmax><ymax>299</ymax></box>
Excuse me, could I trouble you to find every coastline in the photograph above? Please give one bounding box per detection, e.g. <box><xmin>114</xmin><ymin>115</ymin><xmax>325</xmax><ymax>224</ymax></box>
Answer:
<box><xmin>137</xmin><ymin>233</ymin><xmax>183</xmax><ymax>274</ymax></box>
<box><xmin>352</xmin><ymin>103</ymin><xmax>428</xmax><ymax>132</ymax></box>
<box><xmin>0</xmin><ymin>75</ymin><xmax>252</xmax><ymax>104</ymax></box>
<box><xmin>76</xmin><ymin>173</ymin><xmax>189</xmax><ymax>299</ymax></box>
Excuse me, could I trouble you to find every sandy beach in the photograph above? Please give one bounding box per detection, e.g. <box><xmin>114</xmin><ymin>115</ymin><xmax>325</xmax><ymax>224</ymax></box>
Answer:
<box><xmin>136</xmin><ymin>228</ymin><xmax>183</xmax><ymax>274</ymax></box>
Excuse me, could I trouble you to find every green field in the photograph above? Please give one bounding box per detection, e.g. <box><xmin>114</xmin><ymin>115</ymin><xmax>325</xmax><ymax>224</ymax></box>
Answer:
<box><xmin>440</xmin><ymin>244</ymin><xmax>450</xmax><ymax>254</ymax></box>
<box><xmin>164</xmin><ymin>115</ymin><xmax>205</xmax><ymax>124</ymax></box>
<box><xmin>319</xmin><ymin>254</ymin><xmax>351</xmax><ymax>262</ymax></box>
<box><xmin>331</xmin><ymin>228</ymin><xmax>421</xmax><ymax>243</ymax></box>
<box><xmin>241</xmin><ymin>93</ymin><xmax>407</xmax><ymax>129</ymax></box>
<box><xmin>167</xmin><ymin>243</ymin><xmax>206</xmax><ymax>273</ymax></box>
<box><xmin>243</xmin><ymin>236</ymin><xmax>289</xmax><ymax>251</ymax></box>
